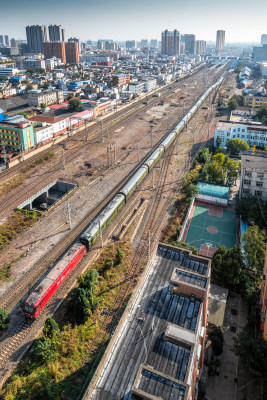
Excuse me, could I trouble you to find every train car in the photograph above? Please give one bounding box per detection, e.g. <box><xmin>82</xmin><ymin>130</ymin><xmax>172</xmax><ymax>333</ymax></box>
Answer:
<box><xmin>144</xmin><ymin>147</ymin><xmax>165</xmax><ymax>171</ymax></box>
<box><xmin>160</xmin><ymin>130</ymin><xmax>177</xmax><ymax>151</ymax></box>
<box><xmin>23</xmin><ymin>243</ymin><xmax>87</xmax><ymax>319</ymax></box>
<box><xmin>119</xmin><ymin>166</ymin><xmax>148</xmax><ymax>200</ymax></box>
<box><xmin>80</xmin><ymin>193</ymin><xmax>125</xmax><ymax>249</ymax></box>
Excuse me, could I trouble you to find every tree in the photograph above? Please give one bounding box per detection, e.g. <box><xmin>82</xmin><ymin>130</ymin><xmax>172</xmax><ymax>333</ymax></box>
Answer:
<box><xmin>235</xmin><ymin>195</ymin><xmax>267</xmax><ymax>228</ymax></box>
<box><xmin>43</xmin><ymin>81</ymin><xmax>50</xmax><ymax>89</ymax></box>
<box><xmin>34</xmin><ymin>339</ymin><xmax>55</xmax><ymax>363</ymax></box>
<box><xmin>213</xmin><ymin>153</ymin><xmax>226</xmax><ymax>166</ymax></box>
<box><xmin>40</xmin><ymin>103</ymin><xmax>46</xmax><ymax>111</ymax></box>
<box><xmin>104</xmin><ymin>258</ymin><xmax>114</xmax><ymax>270</ymax></box>
<box><xmin>25</xmin><ymin>83</ymin><xmax>33</xmax><ymax>92</ymax></box>
<box><xmin>212</xmin><ymin>245</ymin><xmax>244</xmax><ymax>287</ymax></box>
<box><xmin>116</xmin><ymin>248</ymin><xmax>125</xmax><ymax>265</ymax></box>
<box><xmin>43</xmin><ymin>318</ymin><xmax>59</xmax><ymax>339</ymax></box>
<box><xmin>226</xmin><ymin>138</ymin><xmax>250</xmax><ymax>154</ymax></box>
<box><xmin>242</xmin><ymin>225</ymin><xmax>266</xmax><ymax>272</ymax></box>
<box><xmin>227</xmin><ymin>97</ymin><xmax>238</xmax><ymax>111</ymax></box>
<box><xmin>209</xmin><ymin>327</ymin><xmax>224</xmax><ymax>356</ymax></box>
<box><xmin>254</xmin><ymin>106</ymin><xmax>267</xmax><ymax>125</ymax></box>
<box><xmin>183</xmin><ymin>183</ymin><xmax>199</xmax><ymax>199</ymax></box>
<box><xmin>225</xmin><ymin>159</ymin><xmax>240</xmax><ymax>181</ymax></box>
<box><xmin>207</xmin><ymin>160</ymin><xmax>225</xmax><ymax>184</ymax></box>
<box><xmin>234</xmin><ymin>329</ymin><xmax>267</xmax><ymax>373</ymax></box>
<box><xmin>72</xmin><ymin>288</ymin><xmax>91</xmax><ymax>324</ymax></box>
<box><xmin>216</xmin><ymin>136</ymin><xmax>222</xmax><ymax>148</ymax></box>
<box><xmin>196</xmin><ymin>147</ymin><xmax>211</xmax><ymax>164</ymax></box>
<box><xmin>68</xmin><ymin>98</ymin><xmax>83</xmax><ymax>112</ymax></box>
<box><xmin>0</xmin><ymin>309</ymin><xmax>9</xmax><ymax>331</ymax></box>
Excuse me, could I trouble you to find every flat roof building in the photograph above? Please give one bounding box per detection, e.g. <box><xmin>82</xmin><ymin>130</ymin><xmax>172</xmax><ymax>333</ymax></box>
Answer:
<box><xmin>239</xmin><ymin>153</ymin><xmax>267</xmax><ymax>201</ymax></box>
<box><xmin>43</xmin><ymin>42</ymin><xmax>66</xmax><ymax>64</ymax></box>
<box><xmin>161</xmin><ymin>29</ymin><xmax>180</xmax><ymax>57</ymax></box>
<box><xmin>84</xmin><ymin>243</ymin><xmax>211</xmax><ymax>400</ymax></box>
<box><xmin>216</xmin><ymin>30</ymin><xmax>225</xmax><ymax>53</ymax></box>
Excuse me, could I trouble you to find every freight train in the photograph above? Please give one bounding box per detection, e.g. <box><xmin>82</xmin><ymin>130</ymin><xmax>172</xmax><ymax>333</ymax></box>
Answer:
<box><xmin>23</xmin><ymin>74</ymin><xmax>226</xmax><ymax>319</ymax></box>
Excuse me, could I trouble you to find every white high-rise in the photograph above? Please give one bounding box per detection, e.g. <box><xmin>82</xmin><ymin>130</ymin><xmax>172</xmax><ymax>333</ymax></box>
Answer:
<box><xmin>216</xmin><ymin>30</ymin><xmax>225</xmax><ymax>53</ymax></box>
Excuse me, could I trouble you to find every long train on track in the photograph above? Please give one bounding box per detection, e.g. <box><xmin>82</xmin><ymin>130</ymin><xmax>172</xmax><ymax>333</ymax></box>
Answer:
<box><xmin>23</xmin><ymin>73</ymin><xmax>226</xmax><ymax>319</ymax></box>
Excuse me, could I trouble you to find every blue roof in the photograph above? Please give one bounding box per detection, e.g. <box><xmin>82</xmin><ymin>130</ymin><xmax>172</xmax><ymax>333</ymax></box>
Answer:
<box><xmin>197</xmin><ymin>182</ymin><xmax>229</xmax><ymax>200</ymax></box>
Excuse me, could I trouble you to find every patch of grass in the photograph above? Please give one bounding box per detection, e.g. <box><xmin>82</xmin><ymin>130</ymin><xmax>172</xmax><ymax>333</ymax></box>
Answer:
<box><xmin>22</xmin><ymin>151</ymin><xmax>55</xmax><ymax>173</ymax></box>
<box><xmin>0</xmin><ymin>176</ymin><xmax>24</xmax><ymax>196</ymax></box>
<box><xmin>1</xmin><ymin>240</ymin><xmax>135</xmax><ymax>400</ymax></box>
<box><xmin>0</xmin><ymin>210</ymin><xmax>42</xmax><ymax>260</ymax></box>
<box><xmin>161</xmin><ymin>195</ymin><xmax>188</xmax><ymax>244</ymax></box>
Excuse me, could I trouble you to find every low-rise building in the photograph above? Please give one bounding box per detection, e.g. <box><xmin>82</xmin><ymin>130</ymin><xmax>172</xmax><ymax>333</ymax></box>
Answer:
<box><xmin>239</xmin><ymin>153</ymin><xmax>267</xmax><ymax>200</ymax></box>
<box><xmin>0</xmin><ymin>121</ymin><xmax>35</xmax><ymax>151</ymax></box>
<box><xmin>112</xmin><ymin>73</ymin><xmax>130</xmax><ymax>87</ymax></box>
<box><xmin>85</xmin><ymin>243</ymin><xmax>211</xmax><ymax>400</ymax></box>
<box><xmin>28</xmin><ymin>115</ymin><xmax>67</xmax><ymax>138</ymax></box>
<box><xmin>214</xmin><ymin>121</ymin><xmax>267</xmax><ymax>149</ymax></box>
<box><xmin>0</xmin><ymin>67</ymin><xmax>19</xmax><ymax>78</ymax></box>
<box><xmin>244</xmin><ymin>94</ymin><xmax>267</xmax><ymax>109</ymax></box>
<box><xmin>144</xmin><ymin>78</ymin><xmax>157</xmax><ymax>92</ymax></box>
<box><xmin>28</xmin><ymin>89</ymin><xmax>64</xmax><ymax>107</ymax></box>
<box><xmin>128</xmin><ymin>81</ymin><xmax>145</xmax><ymax>94</ymax></box>
<box><xmin>17</xmin><ymin>58</ymin><xmax>46</xmax><ymax>70</ymax></box>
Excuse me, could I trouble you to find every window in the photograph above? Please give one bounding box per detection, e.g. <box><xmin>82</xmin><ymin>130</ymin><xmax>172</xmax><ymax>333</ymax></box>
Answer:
<box><xmin>243</xmin><ymin>189</ymin><xmax>250</xmax><ymax>196</ymax></box>
<box><xmin>237</xmin><ymin>134</ymin><xmax>240</xmax><ymax>138</ymax></box>
<box><xmin>242</xmin><ymin>129</ymin><xmax>245</xmax><ymax>132</ymax></box>
<box><xmin>255</xmin><ymin>190</ymin><xmax>262</xmax><ymax>197</ymax></box>
<box><xmin>241</xmin><ymin>135</ymin><xmax>245</xmax><ymax>138</ymax></box>
<box><xmin>256</xmin><ymin>181</ymin><xmax>263</xmax><ymax>188</ymax></box>
<box><xmin>257</xmin><ymin>173</ymin><xmax>264</xmax><ymax>178</ymax></box>
<box><xmin>244</xmin><ymin>180</ymin><xmax>251</xmax><ymax>185</ymax></box>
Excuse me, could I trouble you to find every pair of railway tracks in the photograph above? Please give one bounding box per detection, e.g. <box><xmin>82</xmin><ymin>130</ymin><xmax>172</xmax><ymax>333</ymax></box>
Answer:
<box><xmin>0</xmin><ymin>68</ymin><xmax>225</xmax><ymax>392</ymax></box>
<box><xmin>0</xmin><ymin>75</ymin><xmax>199</xmax><ymax>214</ymax></box>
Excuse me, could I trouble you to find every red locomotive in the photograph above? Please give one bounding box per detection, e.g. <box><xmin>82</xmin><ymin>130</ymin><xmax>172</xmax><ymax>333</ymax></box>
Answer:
<box><xmin>23</xmin><ymin>243</ymin><xmax>87</xmax><ymax>319</ymax></box>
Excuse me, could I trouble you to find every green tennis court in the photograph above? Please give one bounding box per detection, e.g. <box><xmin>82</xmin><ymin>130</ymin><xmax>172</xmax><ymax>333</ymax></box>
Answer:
<box><xmin>183</xmin><ymin>202</ymin><xmax>237</xmax><ymax>257</ymax></box>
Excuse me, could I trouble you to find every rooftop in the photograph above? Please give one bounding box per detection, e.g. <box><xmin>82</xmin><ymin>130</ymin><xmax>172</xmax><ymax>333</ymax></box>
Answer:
<box><xmin>89</xmin><ymin>244</ymin><xmax>210</xmax><ymax>400</ymax></box>
<box><xmin>241</xmin><ymin>153</ymin><xmax>267</xmax><ymax>171</ymax></box>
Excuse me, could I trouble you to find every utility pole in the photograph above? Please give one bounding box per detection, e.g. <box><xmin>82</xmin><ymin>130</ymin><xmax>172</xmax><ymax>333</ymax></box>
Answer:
<box><xmin>148</xmin><ymin>230</ymin><xmax>151</xmax><ymax>262</ymax></box>
<box><xmin>150</xmin><ymin>127</ymin><xmax>153</xmax><ymax>148</ymax></box>
<box><xmin>109</xmin><ymin>145</ymin><xmax>113</xmax><ymax>165</ymax></box>
<box><xmin>98</xmin><ymin>119</ymin><xmax>104</xmax><ymax>142</ymax></box>
<box><xmin>107</xmin><ymin>146</ymin><xmax>110</xmax><ymax>168</ymax></box>
<box><xmin>62</xmin><ymin>149</ymin><xmax>65</xmax><ymax>169</ymax></box>
<box><xmin>67</xmin><ymin>202</ymin><xmax>71</xmax><ymax>229</ymax></box>
<box><xmin>137</xmin><ymin>144</ymin><xmax>140</xmax><ymax>162</ymax></box>
<box><xmin>152</xmin><ymin>167</ymin><xmax>154</xmax><ymax>189</ymax></box>
<box><xmin>114</xmin><ymin>145</ymin><xmax>116</xmax><ymax>164</ymax></box>
<box><xmin>98</xmin><ymin>219</ymin><xmax>103</xmax><ymax>248</ymax></box>
<box><xmin>85</xmin><ymin>120</ymin><xmax>88</xmax><ymax>140</ymax></box>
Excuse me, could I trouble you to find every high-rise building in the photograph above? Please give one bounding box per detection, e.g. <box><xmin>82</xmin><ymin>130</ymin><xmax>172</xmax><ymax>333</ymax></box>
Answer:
<box><xmin>195</xmin><ymin>40</ymin><xmax>207</xmax><ymax>55</ymax></box>
<box><xmin>97</xmin><ymin>40</ymin><xmax>104</xmax><ymax>50</ymax></box>
<box><xmin>181</xmin><ymin>34</ymin><xmax>196</xmax><ymax>55</ymax></box>
<box><xmin>126</xmin><ymin>40</ymin><xmax>137</xmax><ymax>49</ymax></box>
<box><xmin>4</xmin><ymin>35</ymin><xmax>9</xmax><ymax>46</ymax></box>
<box><xmin>161</xmin><ymin>30</ymin><xmax>180</xmax><ymax>56</ymax></box>
<box><xmin>150</xmin><ymin>39</ymin><xmax>158</xmax><ymax>47</ymax></box>
<box><xmin>49</xmin><ymin>25</ymin><xmax>65</xmax><ymax>42</ymax></box>
<box><xmin>26</xmin><ymin>25</ymin><xmax>48</xmax><ymax>53</ymax></box>
<box><xmin>0</xmin><ymin>35</ymin><xmax>10</xmax><ymax>46</ymax></box>
<box><xmin>43</xmin><ymin>42</ymin><xmax>66</xmax><ymax>63</ymax></box>
<box><xmin>65</xmin><ymin>41</ymin><xmax>79</xmax><ymax>63</ymax></box>
<box><xmin>216</xmin><ymin>30</ymin><xmax>225</xmax><ymax>53</ymax></box>
<box><xmin>261</xmin><ymin>34</ymin><xmax>267</xmax><ymax>46</ymax></box>
<box><xmin>140</xmin><ymin>39</ymin><xmax>148</xmax><ymax>48</ymax></box>
<box><xmin>68</xmin><ymin>37</ymin><xmax>80</xmax><ymax>52</ymax></box>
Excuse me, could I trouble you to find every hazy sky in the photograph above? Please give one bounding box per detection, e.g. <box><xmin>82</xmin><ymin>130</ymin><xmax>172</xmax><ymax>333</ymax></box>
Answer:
<box><xmin>1</xmin><ymin>0</ymin><xmax>266</xmax><ymax>43</ymax></box>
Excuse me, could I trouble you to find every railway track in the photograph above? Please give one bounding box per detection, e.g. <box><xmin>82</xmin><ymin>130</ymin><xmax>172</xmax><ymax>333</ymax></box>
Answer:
<box><xmin>0</xmin><ymin>67</ymin><xmax>227</xmax><ymax>391</ymax></box>
<box><xmin>0</xmin><ymin>71</ymin><xmax>207</xmax><ymax>214</ymax></box>
<box><xmin>0</xmin><ymin>66</ymin><xmax>222</xmax><ymax>218</ymax></box>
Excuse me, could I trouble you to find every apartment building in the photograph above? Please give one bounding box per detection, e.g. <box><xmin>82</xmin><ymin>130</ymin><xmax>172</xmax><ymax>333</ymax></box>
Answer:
<box><xmin>239</xmin><ymin>153</ymin><xmax>267</xmax><ymax>200</ymax></box>
<box><xmin>161</xmin><ymin>29</ymin><xmax>180</xmax><ymax>56</ymax></box>
<box><xmin>44</xmin><ymin>42</ymin><xmax>66</xmax><ymax>64</ymax></box>
<box><xmin>18</xmin><ymin>58</ymin><xmax>46</xmax><ymax>70</ymax></box>
<box><xmin>0</xmin><ymin>121</ymin><xmax>35</xmax><ymax>151</ymax></box>
<box><xmin>261</xmin><ymin>245</ymin><xmax>267</xmax><ymax>341</ymax></box>
<box><xmin>26</xmin><ymin>25</ymin><xmax>48</xmax><ymax>53</ymax></box>
<box><xmin>244</xmin><ymin>94</ymin><xmax>267</xmax><ymax>108</ymax></box>
<box><xmin>65</xmin><ymin>41</ymin><xmax>79</xmax><ymax>63</ymax></box>
<box><xmin>112</xmin><ymin>73</ymin><xmax>130</xmax><ymax>87</ymax></box>
<box><xmin>128</xmin><ymin>81</ymin><xmax>145</xmax><ymax>94</ymax></box>
<box><xmin>216</xmin><ymin>30</ymin><xmax>225</xmax><ymax>53</ymax></box>
<box><xmin>214</xmin><ymin>121</ymin><xmax>267</xmax><ymax>149</ymax></box>
<box><xmin>28</xmin><ymin>89</ymin><xmax>64</xmax><ymax>107</ymax></box>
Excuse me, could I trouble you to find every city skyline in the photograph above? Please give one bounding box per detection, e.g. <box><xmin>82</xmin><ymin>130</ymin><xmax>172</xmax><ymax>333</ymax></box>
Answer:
<box><xmin>0</xmin><ymin>0</ymin><xmax>266</xmax><ymax>43</ymax></box>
